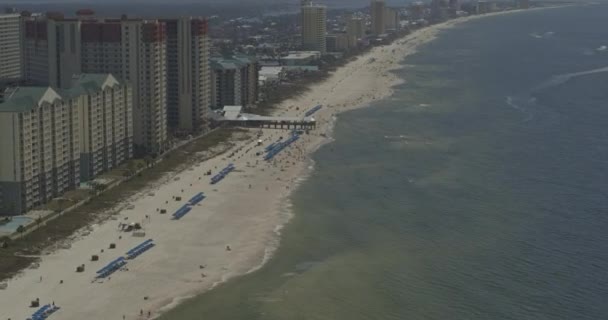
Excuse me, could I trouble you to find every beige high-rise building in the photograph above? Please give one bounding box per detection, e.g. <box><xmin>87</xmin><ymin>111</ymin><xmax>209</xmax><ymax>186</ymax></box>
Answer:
<box><xmin>67</xmin><ymin>74</ymin><xmax>133</xmax><ymax>181</ymax></box>
<box><xmin>371</xmin><ymin>0</ymin><xmax>386</xmax><ymax>35</ymax></box>
<box><xmin>210</xmin><ymin>55</ymin><xmax>258</xmax><ymax>110</ymax></box>
<box><xmin>301</xmin><ymin>3</ymin><xmax>327</xmax><ymax>53</ymax></box>
<box><xmin>384</xmin><ymin>7</ymin><xmax>399</xmax><ymax>31</ymax></box>
<box><xmin>21</xmin><ymin>15</ymin><xmax>84</xmax><ymax>88</ymax></box>
<box><xmin>163</xmin><ymin>17</ymin><xmax>211</xmax><ymax>134</ymax></box>
<box><xmin>0</xmin><ymin>73</ymin><xmax>134</xmax><ymax>215</ymax></box>
<box><xmin>23</xmin><ymin>14</ymin><xmax>168</xmax><ymax>154</ymax></box>
<box><xmin>346</xmin><ymin>17</ymin><xmax>365</xmax><ymax>45</ymax></box>
<box><xmin>0</xmin><ymin>13</ymin><xmax>22</xmax><ymax>82</ymax></box>
<box><xmin>81</xmin><ymin>19</ymin><xmax>167</xmax><ymax>154</ymax></box>
<box><xmin>0</xmin><ymin>86</ymin><xmax>80</xmax><ymax>215</ymax></box>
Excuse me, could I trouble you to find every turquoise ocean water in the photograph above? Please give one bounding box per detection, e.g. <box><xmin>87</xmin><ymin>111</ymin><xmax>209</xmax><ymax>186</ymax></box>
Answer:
<box><xmin>162</xmin><ymin>5</ymin><xmax>608</xmax><ymax>319</ymax></box>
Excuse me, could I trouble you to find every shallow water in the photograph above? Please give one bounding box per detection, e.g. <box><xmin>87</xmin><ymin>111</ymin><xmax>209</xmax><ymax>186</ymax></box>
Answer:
<box><xmin>162</xmin><ymin>5</ymin><xmax>608</xmax><ymax>320</ymax></box>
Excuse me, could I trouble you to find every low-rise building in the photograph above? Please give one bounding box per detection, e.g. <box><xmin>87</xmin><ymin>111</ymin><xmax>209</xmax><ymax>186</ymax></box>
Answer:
<box><xmin>280</xmin><ymin>51</ymin><xmax>321</xmax><ymax>66</ymax></box>
<box><xmin>326</xmin><ymin>34</ymin><xmax>350</xmax><ymax>52</ymax></box>
<box><xmin>259</xmin><ymin>66</ymin><xmax>286</xmax><ymax>84</ymax></box>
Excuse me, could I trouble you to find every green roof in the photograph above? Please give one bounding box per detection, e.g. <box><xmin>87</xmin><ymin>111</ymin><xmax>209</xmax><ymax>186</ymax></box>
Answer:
<box><xmin>0</xmin><ymin>74</ymin><xmax>120</xmax><ymax>113</ymax></box>
<box><xmin>210</xmin><ymin>54</ymin><xmax>256</xmax><ymax>71</ymax></box>
<box><xmin>61</xmin><ymin>74</ymin><xmax>120</xmax><ymax>98</ymax></box>
<box><xmin>0</xmin><ymin>87</ymin><xmax>58</xmax><ymax>113</ymax></box>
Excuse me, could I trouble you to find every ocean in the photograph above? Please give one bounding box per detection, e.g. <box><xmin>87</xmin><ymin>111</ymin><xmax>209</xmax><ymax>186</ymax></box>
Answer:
<box><xmin>161</xmin><ymin>5</ymin><xmax>608</xmax><ymax>319</ymax></box>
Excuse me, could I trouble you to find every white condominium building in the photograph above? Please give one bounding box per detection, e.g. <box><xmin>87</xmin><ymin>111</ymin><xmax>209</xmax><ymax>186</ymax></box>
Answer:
<box><xmin>371</xmin><ymin>0</ymin><xmax>386</xmax><ymax>35</ymax></box>
<box><xmin>79</xmin><ymin>18</ymin><xmax>168</xmax><ymax>155</ymax></box>
<box><xmin>210</xmin><ymin>55</ymin><xmax>258</xmax><ymax>110</ymax></box>
<box><xmin>0</xmin><ymin>73</ymin><xmax>134</xmax><ymax>215</ymax></box>
<box><xmin>0</xmin><ymin>13</ymin><xmax>22</xmax><ymax>81</ymax></box>
<box><xmin>0</xmin><ymin>86</ymin><xmax>80</xmax><ymax>215</ymax></box>
<box><xmin>163</xmin><ymin>17</ymin><xmax>211</xmax><ymax>134</ymax></box>
<box><xmin>66</xmin><ymin>74</ymin><xmax>133</xmax><ymax>181</ymax></box>
<box><xmin>384</xmin><ymin>7</ymin><xmax>399</xmax><ymax>31</ymax></box>
<box><xmin>22</xmin><ymin>14</ymin><xmax>168</xmax><ymax>155</ymax></box>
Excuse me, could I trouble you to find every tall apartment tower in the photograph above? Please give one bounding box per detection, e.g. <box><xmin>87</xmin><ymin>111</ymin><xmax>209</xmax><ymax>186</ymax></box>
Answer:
<box><xmin>209</xmin><ymin>55</ymin><xmax>258</xmax><ymax>110</ymax></box>
<box><xmin>370</xmin><ymin>0</ymin><xmax>386</xmax><ymax>35</ymax></box>
<box><xmin>449</xmin><ymin>0</ymin><xmax>461</xmax><ymax>12</ymax></box>
<box><xmin>0</xmin><ymin>86</ymin><xmax>80</xmax><ymax>215</ymax></box>
<box><xmin>163</xmin><ymin>17</ymin><xmax>211</xmax><ymax>134</ymax></box>
<box><xmin>384</xmin><ymin>7</ymin><xmax>399</xmax><ymax>30</ymax></box>
<box><xmin>80</xmin><ymin>18</ymin><xmax>167</xmax><ymax>154</ymax></box>
<box><xmin>21</xmin><ymin>14</ymin><xmax>83</xmax><ymax>88</ymax></box>
<box><xmin>66</xmin><ymin>74</ymin><xmax>134</xmax><ymax>181</ymax></box>
<box><xmin>346</xmin><ymin>17</ymin><xmax>365</xmax><ymax>40</ymax></box>
<box><xmin>22</xmin><ymin>14</ymin><xmax>168</xmax><ymax>155</ymax></box>
<box><xmin>0</xmin><ymin>13</ymin><xmax>22</xmax><ymax>82</ymax></box>
<box><xmin>301</xmin><ymin>3</ymin><xmax>327</xmax><ymax>53</ymax></box>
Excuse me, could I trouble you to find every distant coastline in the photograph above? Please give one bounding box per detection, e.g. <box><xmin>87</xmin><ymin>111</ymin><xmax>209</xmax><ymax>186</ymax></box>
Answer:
<box><xmin>0</xmin><ymin>5</ymin><xmax>571</xmax><ymax>320</ymax></box>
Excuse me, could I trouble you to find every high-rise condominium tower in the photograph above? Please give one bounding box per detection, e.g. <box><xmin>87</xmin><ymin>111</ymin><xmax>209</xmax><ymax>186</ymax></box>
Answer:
<box><xmin>0</xmin><ymin>13</ymin><xmax>22</xmax><ymax>82</ymax></box>
<box><xmin>371</xmin><ymin>0</ymin><xmax>386</xmax><ymax>35</ymax></box>
<box><xmin>163</xmin><ymin>17</ymin><xmax>211</xmax><ymax>134</ymax></box>
<box><xmin>301</xmin><ymin>2</ymin><xmax>327</xmax><ymax>53</ymax></box>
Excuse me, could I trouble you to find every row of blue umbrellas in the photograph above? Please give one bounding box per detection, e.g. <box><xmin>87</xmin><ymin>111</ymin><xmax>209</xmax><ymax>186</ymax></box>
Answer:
<box><xmin>264</xmin><ymin>134</ymin><xmax>300</xmax><ymax>161</ymax></box>
<box><xmin>304</xmin><ymin>105</ymin><xmax>322</xmax><ymax>117</ymax></box>
<box><xmin>29</xmin><ymin>304</ymin><xmax>60</xmax><ymax>320</ymax></box>
<box><xmin>188</xmin><ymin>192</ymin><xmax>206</xmax><ymax>205</ymax></box>
<box><xmin>95</xmin><ymin>257</ymin><xmax>127</xmax><ymax>279</ymax></box>
<box><xmin>172</xmin><ymin>204</ymin><xmax>192</xmax><ymax>220</ymax></box>
<box><xmin>210</xmin><ymin>164</ymin><xmax>235</xmax><ymax>184</ymax></box>
<box><xmin>126</xmin><ymin>241</ymin><xmax>155</xmax><ymax>260</ymax></box>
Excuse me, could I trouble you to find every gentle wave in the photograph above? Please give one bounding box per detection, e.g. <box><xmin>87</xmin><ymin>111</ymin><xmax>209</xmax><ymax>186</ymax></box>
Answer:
<box><xmin>533</xmin><ymin>66</ymin><xmax>608</xmax><ymax>91</ymax></box>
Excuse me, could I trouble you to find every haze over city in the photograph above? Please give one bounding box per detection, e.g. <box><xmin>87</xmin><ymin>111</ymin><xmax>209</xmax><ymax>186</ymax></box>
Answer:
<box><xmin>1</xmin><ymin>0</ymin><xmax>607</xmax><ymax>320</ymax></box>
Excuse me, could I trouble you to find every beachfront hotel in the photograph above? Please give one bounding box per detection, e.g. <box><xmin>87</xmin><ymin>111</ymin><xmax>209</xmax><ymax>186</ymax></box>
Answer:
<box><xmin>162</xmin><ymin>17</ymin><xmax>211</xmax><ymax>134</ymax></box>
<box><xmin>209</xmin><ymin>55</ymin><xmax>258</xmax><ymax>110</ymax></box>
<box><xmin>384</xmin><ymin>7</ymin><xmax>399</xmax><ymax>31</ymax></box>
<box><xmin>0</xmin><ymin>73</ymin><xmax>133</xmax><ymax>215</ymax></box>
<box><xmin>346</xmin><ymin>16</ymin><xmax>365</xmax><ymax>44</ymax></box>
<box><xmin>67</xmin><ymin>74</ymin><xmax>134</xmax><ymax>181</ymax></box>
<box><xmin>0</xmin><ymin>86</ymin><xmax>80</xmax><ymax>215</ymax></box>
<box><xmin>22</xmin><ymin>12</ymin><xmax>168</xmax><ymax>154</ymax></box>
<box><xmin>371</xmin><ymin>0</ymin><xmax>386</xmax><ymax>35</ymax></box>
<box><xmin>0</xmin><ymin>13</ymin><xmax>22</xmax><ymax>82</ymax></box>
<box><xmin>301</xmin><ymin>2</ymin><xmax>327</xmax><ymax>53</ymax></box>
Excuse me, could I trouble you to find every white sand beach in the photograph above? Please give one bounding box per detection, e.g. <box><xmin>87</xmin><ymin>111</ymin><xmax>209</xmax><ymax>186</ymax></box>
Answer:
<box><xmin>0</xmin><ymin>11</ymin><xmax>531</xmax><ymax>320</ymax></box>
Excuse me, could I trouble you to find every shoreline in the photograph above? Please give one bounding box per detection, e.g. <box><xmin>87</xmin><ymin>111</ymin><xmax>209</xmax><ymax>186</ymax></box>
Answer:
<box><xmin>0</xmin><ymin>8</ymin><xmax>559</xmax><ymax>320</ymax></box>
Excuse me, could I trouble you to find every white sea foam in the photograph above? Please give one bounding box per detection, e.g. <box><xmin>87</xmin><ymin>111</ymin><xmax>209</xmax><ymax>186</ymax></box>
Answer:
<box><xmin>533</xmin><ymin>66</ymin><xmax>608</xmax><ymax>91</ymax></box>
<box><xmin>506</xmin><ymin>96</ymin><xmax>534</xmax><ymax>122</ymax></box>
<box><xmin>529</xmin><ymin>31</ymin><xmax>555</xmax><ymax>39</ymax></box>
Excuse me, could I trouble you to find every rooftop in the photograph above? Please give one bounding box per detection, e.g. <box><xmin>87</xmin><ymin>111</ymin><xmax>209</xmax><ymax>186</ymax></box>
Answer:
<box><xmin>0</xmin><ymin>87</ymin><xmax>61</xmax><ymax>113</ymax></box>
<box><xmin>62</xmin><ymin>73</ymin><xmax>121</xmax><ymax>98</ymax></box>
<box><xmin>210</xmin><ymin>54</ymin><xmax>256</xmax><ymax>70</ymax></box>
<box><xmin>282</xmin><ymin>51</ymin><xmax>321</xmax><ymax>60</ymax></box>
<box><xmin>0</xmin><ymin>74</ymin><xmax>121</xmax><ymax>113</ymax></box>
